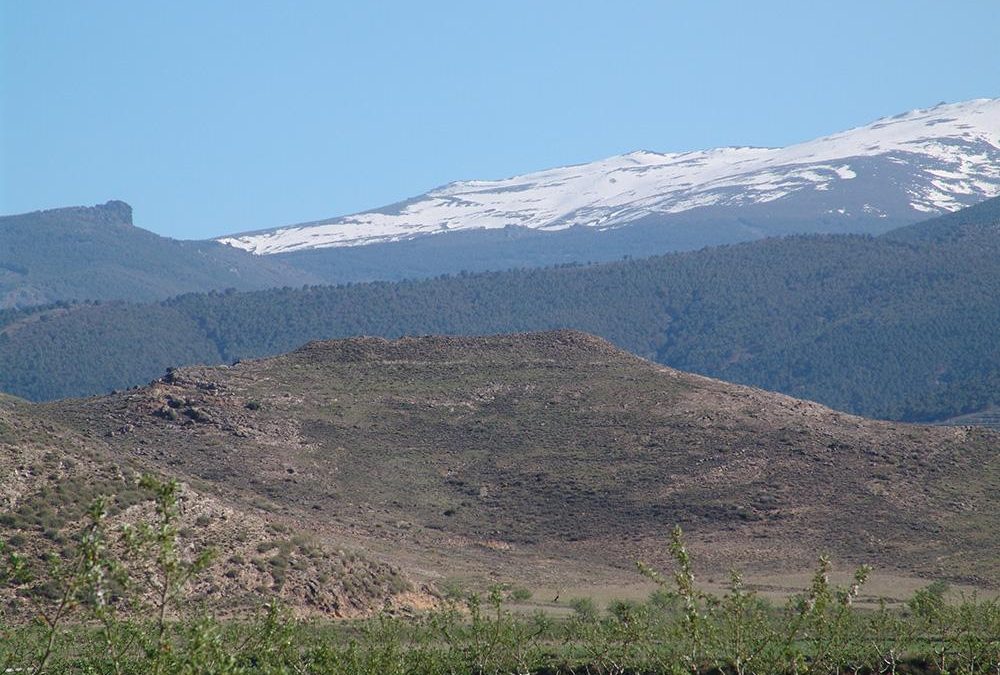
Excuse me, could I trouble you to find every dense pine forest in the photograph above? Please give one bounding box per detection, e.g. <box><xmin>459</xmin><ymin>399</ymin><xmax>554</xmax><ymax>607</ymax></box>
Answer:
<box><xmin>2</xmin><ymin>197</ymin><xmax>999</xmax><ymax>422</ymax></box>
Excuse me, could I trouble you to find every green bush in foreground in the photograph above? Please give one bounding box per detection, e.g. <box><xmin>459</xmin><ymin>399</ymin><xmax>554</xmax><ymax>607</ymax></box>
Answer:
<box><xmin>1</xmin><ymin>480</ymin><xmax>998</xmax><ymax>673</ymax></box>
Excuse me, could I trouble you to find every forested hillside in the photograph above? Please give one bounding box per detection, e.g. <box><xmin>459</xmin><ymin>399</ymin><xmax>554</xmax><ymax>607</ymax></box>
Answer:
<box><xmin>0</xmin><ymin>201</ymin><xmax>314</xmax><ymax>308</ymax></box>
<box><xmin>3</xmin><ymin>197</ymin><xmax>999</xmax><ymax>422</ymax></box>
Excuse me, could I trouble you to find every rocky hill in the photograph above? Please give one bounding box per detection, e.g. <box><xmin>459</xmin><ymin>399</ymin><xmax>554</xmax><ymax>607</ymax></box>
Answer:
<box><xmin>7</xmin><ymin>331</ymin><xmax>993</xmax><ymax>603</ymax></box>
<box><xmin>0</xmin><ymin>391</ymin><xmax>428</xmax><ymax>619</ymax></box>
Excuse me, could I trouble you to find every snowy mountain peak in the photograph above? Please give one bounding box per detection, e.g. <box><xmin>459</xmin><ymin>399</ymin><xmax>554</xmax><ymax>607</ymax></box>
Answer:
<box><xmin>219</xmin><ymin>98</ymin><xmax>1000</xmax><ymax>255</ymax></box>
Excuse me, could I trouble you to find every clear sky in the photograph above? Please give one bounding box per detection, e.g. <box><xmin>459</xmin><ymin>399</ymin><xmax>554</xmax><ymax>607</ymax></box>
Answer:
<box><xmin>2</xmin><ymin>1</ymin><xmax>998</xmax><ymax>239</ymax></box>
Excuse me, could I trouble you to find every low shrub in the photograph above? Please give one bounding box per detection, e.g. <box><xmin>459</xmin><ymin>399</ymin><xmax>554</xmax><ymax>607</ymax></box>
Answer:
<box><xmin>1</xmin><ymin>489</ymin><xmax>997</xmax><ymax>674</ymax></box>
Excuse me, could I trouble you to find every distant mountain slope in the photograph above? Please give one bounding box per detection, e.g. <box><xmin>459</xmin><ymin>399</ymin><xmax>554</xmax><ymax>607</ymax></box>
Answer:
<box><xmin>0</xmin><ymin>201</ymin><xmax>314</xmax><ymax>308</ymax></box>
<box><xmin>11</xmin><ymin>100</ymin><xmax>1000</xmax><ymax>303</ymax></box>
<box><xmin>274</xmin><ymin>175</ymin><xmax>1000</xmax><ymax>289</ymax></box>
<box><xmin>269</xmin><ymin>216</ymin><xmax>783</xmax><ymax>287</ymax></box>
<box><xmin>33</xmin><ymin>331</ymin><xmax>1000</xmax><ymax>584</ymax></box>
<box><xmin>3</xmin><ymin>198</ymin><xmax>1000</xmax><ymax>422</ymax></box>
<box><xmin>220</xmin><ymin>99</ymin><xmax>1000</xmax><ymax>261</ymax></box>
<box><xmin>883</xmin><ymin>187</ymin><xmax>1000</xmax><ymax>243</ymax></box>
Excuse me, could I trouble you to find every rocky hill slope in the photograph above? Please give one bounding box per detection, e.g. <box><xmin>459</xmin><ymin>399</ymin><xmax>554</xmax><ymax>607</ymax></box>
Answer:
<box><xmin>0</xmin><ymin>391</ymin><xmax>427</xmax><ymax>619</ymax></box>
<box><xmin>11</xmin><ymin>331</ymin><xmax>995</xmax><ymax>596</ymax></box>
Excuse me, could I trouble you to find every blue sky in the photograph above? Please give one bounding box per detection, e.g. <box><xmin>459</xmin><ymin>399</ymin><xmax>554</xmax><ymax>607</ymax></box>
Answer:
<box><xmin>2</xmin><ymin>1</ymin><xmax>998</xmax><ymax>239</ymax></box>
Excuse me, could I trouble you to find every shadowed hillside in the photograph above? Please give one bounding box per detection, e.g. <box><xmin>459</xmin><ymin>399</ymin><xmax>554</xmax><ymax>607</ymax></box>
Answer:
<box><xmin>4</xmin><ymin>196</ymin><xmax>1000</xmax><ymax>423</ymax></box>
<box><xmin>0</xmin><ymin>201</ymin><xmax>314</xmax><ymax>308</ymax></box>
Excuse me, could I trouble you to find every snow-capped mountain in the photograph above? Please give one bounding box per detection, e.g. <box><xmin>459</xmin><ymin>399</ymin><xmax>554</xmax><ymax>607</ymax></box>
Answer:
<box><xmin>219</xmin><ymin>98</ymin><xmax>1000</xmax><ymax>255</ymax></box>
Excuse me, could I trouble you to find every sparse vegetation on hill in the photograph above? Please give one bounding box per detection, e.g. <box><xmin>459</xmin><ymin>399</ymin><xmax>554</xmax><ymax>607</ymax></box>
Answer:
<box><xmin>0</xmin><ymin>394</ymin><xmax>425</xmax><ymax>622</ymax></box>
<box><xmin>15</xmin><ymin>331</ymin><xmax>997</xmax><ymax>588</ymax></box>
<box><xmin>1</xmin><ymin>331</ymin><xmax>997</xmax><ymax>671</ymax></box>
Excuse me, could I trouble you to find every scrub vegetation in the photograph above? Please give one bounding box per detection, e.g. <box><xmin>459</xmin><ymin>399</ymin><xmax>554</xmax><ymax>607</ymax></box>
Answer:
<box><xmin>2</xmin><ymin>487</ymin><xmax>997</xmax><ymax>674</ymax></box>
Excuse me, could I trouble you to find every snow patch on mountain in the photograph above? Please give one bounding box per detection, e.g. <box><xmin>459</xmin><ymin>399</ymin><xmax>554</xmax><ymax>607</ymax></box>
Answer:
<box><xmin>219</xmin><ymin>99</ymin><xmax>1000</xmax><ymax>254</ymax></box>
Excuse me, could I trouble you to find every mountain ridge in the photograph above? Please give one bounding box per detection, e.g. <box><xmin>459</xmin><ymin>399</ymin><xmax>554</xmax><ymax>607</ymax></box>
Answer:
<box><xmin>0</xmin><ymin>200</ymin><xmax>316</xmax><ymax>308</ymax></box>
<box><xmin>6</xmin><ymin>99</ymin><xmax>1000</xmax><ymax>306</ymax></box>
<box><xmin>219</xmin><ymin>98</ymin><xmax>1000</xmax><ymax>254</ymax></box>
